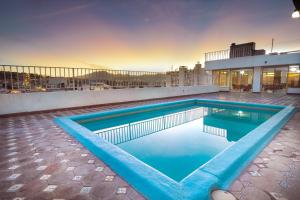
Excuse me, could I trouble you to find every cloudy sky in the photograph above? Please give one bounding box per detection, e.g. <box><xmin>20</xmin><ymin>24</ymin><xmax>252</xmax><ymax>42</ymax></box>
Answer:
<box><xmin>0</xmin><ymin>0</ymin><xmax>299</xmax><ymax>71</ymax></box>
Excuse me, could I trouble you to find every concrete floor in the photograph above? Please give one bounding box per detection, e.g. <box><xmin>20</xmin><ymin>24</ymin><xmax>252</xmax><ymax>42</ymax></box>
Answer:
<box><xmin>0</xmin><ymin>92</ymin><xmax>299</xmax><ymax>200</ymax></box>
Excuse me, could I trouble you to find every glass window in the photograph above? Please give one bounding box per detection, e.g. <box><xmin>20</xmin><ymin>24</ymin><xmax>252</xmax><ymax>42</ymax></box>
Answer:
<box><xmin>230</xmin><ymin>69</ymin><xmax>253</xmax><ymax>92</ymax></box>
<box><xmin>212</xmin><ymin>70</ymin><xmax>229</xmax><ymax>87</ymax></box>
<box><xmin>212</xmin><ymin>71</ymin><xmax>220</xmax><ymax>85</ymax></box>
<box><xmin>262</xmin><ymin>67</ymin><xmax>288</xmax><ymax>93</ymax></box>
<box><xmin>219</xmin><ymin>70</ymin><xmax>229</xmax><ymax>86</ymax></box>
<box><xmin>288</xmin><ymin>65</ymin><xmax>300</xmax><ymax>88</ymax></box>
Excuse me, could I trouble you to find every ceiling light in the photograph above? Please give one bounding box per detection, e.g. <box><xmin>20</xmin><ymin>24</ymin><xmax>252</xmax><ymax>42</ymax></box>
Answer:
<box><xmin>292</xmin><ymin>10</ymin><xmax>300</xmax><ymax>18</ymax></box>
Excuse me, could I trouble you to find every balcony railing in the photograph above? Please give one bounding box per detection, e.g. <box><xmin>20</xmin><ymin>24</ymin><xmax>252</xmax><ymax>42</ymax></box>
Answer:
<box><xmin>0</xmin><ymin>65</ymin><xmax>166</xmax><ymax>93</ymax></box>
<box><xmin>205</xmin><ymin>49</ymin><xmax>230</xmax><ymax>62</ymax></box>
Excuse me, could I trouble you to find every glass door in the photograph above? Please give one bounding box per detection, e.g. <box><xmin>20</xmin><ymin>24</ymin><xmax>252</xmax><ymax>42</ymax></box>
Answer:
<box><xmin>262</xmin><ymin>68</ymin><xmax>274</xmax><ymax>93</ymax></box>
<box><xmin>240</xmin><ymin>70</ymin><xmax>253</xmax><ymax>92</ymax></box>
<box><xmin>231</xmin><ymin>70</ymin><xmax>241</xmax><ymax>92</ymax></box>
<box><xmin>274</xmin><ymin>67</ymin><xmax>288</xmax><ymax>93</ymax></box>
<box><xmin>262</xmin><ymin>67</ymin><xmax>288</xmax><ymax>93</ymax></box>
<box><xmin>230</xmin><ymin>69</ymin><xmax>253</xmax><ymax>92</ymax></box>
<box><xmin>212</xmin><ymin>70</ymin><xmax>229</xmax><ymax>87</ymax></box>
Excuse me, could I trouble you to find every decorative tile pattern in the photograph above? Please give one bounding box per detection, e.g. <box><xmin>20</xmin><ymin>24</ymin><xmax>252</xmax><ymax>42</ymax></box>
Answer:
<box><xmin>104</xmin><ymin>175</ymin><xmax>114</xmax><ymax>182</ymax></box>
<box><xmin>40</xmin><ymin>174</ymin><xmax>52</xmax><ymax>180</ymax></box>
<box><xmin>87</xmin><ymin>159</ymin><xmax>95</xmax><ymax>164</ymax></box>
<box><xmin>7</xmin><ymin>184</ymin><xmax>24</xmax><ymax>192</ymax></box>
<box><xmin>56</xmin><ymin>152</ymin><xmax>65</xmax><ymax>157</ymax></box>
<box><xmin>8</xmin><ymin>157</ymin><xmax>18</xmax><ymax>162</ymax></box>
<box><xmin>116</xmin><ymin>187</ymin><xmax>127</xmax><ymax>194</ymax></box>
<box><xmin>8</xmin><ymin>165</ymin><xmax>20</xmax><ymax>170</ymax></box>
<box><xmin>72</xmin><ymin>176</ymin><xmax>82</xmax><ymax>181</ymax></box>
<box><xmin>95</xmin><ymin>166</ymin><xmax>104</xmax><ymax>172</ymax></box>
<box><xmin>43</xmin><ymin>185</ymin><xmax>57</xmax><ymax>192</ymax></box>
<box><xmin>66</xmin><ymin>166</ymin><xmax>75</xmax><ymax>171</ymax></box>
<box><xmin>80</xmin><ymin>186</ymin><xmax>92</xmax><ymax>194</ymax></box>
<box><xmin>0</xmin><ymin>93</ymin><xmax>299</xmax><ymax>200</ymax></box>
<box><xmin>249</xmin><ymin>171</ymin><xmax>262</xmax><ymax>177</ymax></box>
<box><xmin>36</xmin><ymin>165</ymin><xmax>48</xmax><ymax>171</ymax></box>
<box><xmin>7</xmin><ymin>151</ymin><xmax>18</xmax><ymax>156</ymax></box>
<box><xmin>13</xmin><ymin>197</ymin><xmax>25</xmax><ymax>200</ymax></box>
<box><xmin>34</xmin><ymin>158</ymin><xmax>43</xmax><ymax>163</ymax></box>
<box><xmin>7</xmin><ymin>173</ymin><xmax>21</xmax><ymax>180</ymax></box>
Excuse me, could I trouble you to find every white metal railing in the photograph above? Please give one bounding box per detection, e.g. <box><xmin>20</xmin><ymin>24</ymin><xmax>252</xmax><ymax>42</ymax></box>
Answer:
<box><xmin>205</xmin><ymin>49</ymin><xmax>230</xmax><ymax>62</ymax></box>
<box><xmin>0</xmin><ymin>65</ymin><xmax>166</xmax><ymax>93</ymax></box>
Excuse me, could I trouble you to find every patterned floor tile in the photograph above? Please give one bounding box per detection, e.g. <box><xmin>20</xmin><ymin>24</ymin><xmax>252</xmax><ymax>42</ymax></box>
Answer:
<box><xmin>0</xmin><ymin>92</ymin><xmax>299</xmax><ymax>200</ymax></box>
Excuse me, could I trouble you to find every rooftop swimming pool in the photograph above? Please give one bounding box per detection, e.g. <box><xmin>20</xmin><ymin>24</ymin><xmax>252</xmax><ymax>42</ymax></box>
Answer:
<box><xmin>79</xmin><ymin>103</ymin><xmax>277</xmax><ymax>182</ymax></box>
<box><xmin>55</xmin><ymin>99</ymin><xmax>295</xmax><ymax>200</ymax></box>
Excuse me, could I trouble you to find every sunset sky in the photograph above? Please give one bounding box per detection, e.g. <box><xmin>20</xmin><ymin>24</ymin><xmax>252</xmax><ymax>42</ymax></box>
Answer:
<box><xmin>0</xmin><ymin>0</ymin><xmax>299</xmax><ymax>71</ymax></box>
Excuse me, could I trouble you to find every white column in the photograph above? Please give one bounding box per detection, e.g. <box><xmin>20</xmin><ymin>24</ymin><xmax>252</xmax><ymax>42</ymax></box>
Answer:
<box><xmin>253</xmin><ymin>66</ymin><xmax>261</xmax><ymax>93</ymax></box>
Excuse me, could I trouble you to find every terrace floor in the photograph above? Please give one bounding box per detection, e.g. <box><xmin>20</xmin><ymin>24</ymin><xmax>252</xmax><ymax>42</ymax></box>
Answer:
<box><xmin>0</xmin><ymin>92</ymin><xmax>299</xmax><ymax>200</ymax></box>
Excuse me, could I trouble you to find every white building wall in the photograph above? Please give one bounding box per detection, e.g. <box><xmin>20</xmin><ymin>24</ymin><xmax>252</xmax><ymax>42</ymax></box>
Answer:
<box><xmin>205</xmin><ymin>52</ymin><xmax>300</xmax><ymax>94</ymax></box>
<box><xmin>253</xmin><ymin>67</ymin><xmax>261</xmax><ymax>92</ymax></box>
<box><xmin>205</xmin><ymin>53</ymin><xmax>300</xmax><ymax>70</ymax></box>
<box><xmin>0</xmin><ymin>85</ymin><xmax>219</xmax><ymax>115</ymax></box>
<box><xmin>287</xmin><ymin>88</ymin><xmax>300</xmax><ymax>94</ymax></box>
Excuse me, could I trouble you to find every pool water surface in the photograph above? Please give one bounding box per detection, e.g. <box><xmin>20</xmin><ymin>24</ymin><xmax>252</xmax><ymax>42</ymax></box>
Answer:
<box><xmin>78</xmin><ymin>104</ymin><xmax>278</xmax><ymax>181</ymax></box>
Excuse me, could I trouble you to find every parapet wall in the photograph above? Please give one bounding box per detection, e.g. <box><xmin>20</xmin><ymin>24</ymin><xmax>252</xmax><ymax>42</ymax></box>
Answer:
<box><xmin>0</xmin><ymin>85</ymin><xmax>219</xmax><ymax>115</ymax></box>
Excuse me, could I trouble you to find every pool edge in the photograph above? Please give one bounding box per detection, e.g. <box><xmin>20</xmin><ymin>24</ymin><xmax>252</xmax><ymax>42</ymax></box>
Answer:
<box><xmin>54</xmin><ymin>99</ymin><xmax>296</xmax><ymax>200</ymax></box>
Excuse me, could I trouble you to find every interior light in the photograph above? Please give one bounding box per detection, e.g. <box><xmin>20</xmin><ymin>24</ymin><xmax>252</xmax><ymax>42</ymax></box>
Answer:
<box><xmin>240</xmin><ymin>70</ymin><xmax>244</xmax><ymax>75</ymax></box>
<box><xmin>290</xmin><ymin>67</ymin><xmax>297</xmax><ymax>72</ymax></box>
<box><xmin>290</xmin><ymin>65</ymin><xmax>299</xmax><ymax>72</ymax></box>
<box><xmin>292</xmin><ymin>10</ymin><xmax>300</xmax><ymax>18</ymax></box>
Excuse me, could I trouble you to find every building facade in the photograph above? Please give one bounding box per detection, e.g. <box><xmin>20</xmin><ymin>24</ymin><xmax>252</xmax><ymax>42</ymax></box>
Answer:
<box><xmin>204</xmin><ymin>42</ymin><xmax>300</xmax><ymax>94</ymax></box>
<box><xmin>166</xmin><ymin>63</ymin><xmax>210</xmax><ymax>87</ymax></box>
<box><xmin>229</xmin><ymin>42</ymin><xmax>266</xmax><ymax>58</ymax></box>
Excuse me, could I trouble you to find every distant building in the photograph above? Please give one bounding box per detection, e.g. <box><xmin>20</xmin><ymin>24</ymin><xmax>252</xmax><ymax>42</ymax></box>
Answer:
<box><xmin>166</xmin><ymin>63</ymin><xmax>209</xmax><ymax>87</ymax></box>
<box><xmin>229</xmin><ymin>42</ymin><xmax>265</xmax><ymax>58</ymax></box>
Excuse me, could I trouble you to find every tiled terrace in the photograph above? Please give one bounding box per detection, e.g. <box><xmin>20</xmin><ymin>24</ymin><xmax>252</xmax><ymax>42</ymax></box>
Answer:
<box><xmin>0</xmin><ymin>92</ymin><xmax>299</xmax><ymax>200</ymax></box>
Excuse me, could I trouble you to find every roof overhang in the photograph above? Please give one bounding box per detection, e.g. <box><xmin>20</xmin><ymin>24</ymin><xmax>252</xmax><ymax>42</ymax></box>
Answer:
<box><xmin>205</xmin><ymin>52</ymin><xmax>300</xmax><ymax>70</ymax></box>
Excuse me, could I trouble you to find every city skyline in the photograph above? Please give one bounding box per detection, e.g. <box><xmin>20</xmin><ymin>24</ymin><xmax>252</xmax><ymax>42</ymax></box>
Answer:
<box><xmin>0</xmin><ymin>0</ymin><xmax>299</xmax><ymax>71</ymax></box>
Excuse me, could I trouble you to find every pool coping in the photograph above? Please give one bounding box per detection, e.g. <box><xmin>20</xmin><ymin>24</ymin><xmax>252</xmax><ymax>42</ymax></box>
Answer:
<box><xmin>54</xmin><ymin>99</ymin><xmax>296</xmax><ymax>200</ymax></box>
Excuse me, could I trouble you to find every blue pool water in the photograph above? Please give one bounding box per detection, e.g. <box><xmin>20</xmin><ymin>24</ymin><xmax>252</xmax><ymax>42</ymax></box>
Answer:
<box><xmin>78</xmin><ymin>103</ymin><xmax>278</xmax><ymax>182</ymax></box>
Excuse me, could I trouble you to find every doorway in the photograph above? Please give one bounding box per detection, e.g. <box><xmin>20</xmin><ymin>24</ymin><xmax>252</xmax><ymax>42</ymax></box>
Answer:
<box><xmin>230</xmin><ymin>69</ymin><xmax>253</xmax><ymax>92</ymax></box>
<box><xmin>261</xmin><ymin>67</ymin><xmax>288</xmax><ymax>93</ymax></box>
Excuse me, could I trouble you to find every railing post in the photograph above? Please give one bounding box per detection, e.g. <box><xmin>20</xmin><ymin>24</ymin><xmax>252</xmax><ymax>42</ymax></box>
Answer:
<box><xmin>72</xmin><ymin>68</ymin><xmax>75</xmax><ymax>90</ymax></box>
<box><xmin>33</xmin><ymin>66</ymin><xmax>37</xmax><ymax>89</ymax></box>
<box><xmin>16</xmin><ymin>66</ymin><xmax>19</xmax><ymax>90</ymax></box>
<box><xmin>3</xmin><ymin>66</ymin><xmax>7</xmax><ymax>91</ymax></box>
<box><xmin>9</xmin><ymin>65</ymin><xmax>13</xmax><ymax>90</ymax></box>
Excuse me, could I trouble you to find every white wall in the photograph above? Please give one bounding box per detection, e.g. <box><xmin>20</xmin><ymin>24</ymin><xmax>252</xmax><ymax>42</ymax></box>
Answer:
<box><xmin>0</xmin><ymin>85</ymin><xmax>219</xmax><ymax>115</ymax></box>
<box><xmin>219</xmin><ymin>86</ymin><xmax>230</xmax><ymax>92</ymax></box>
<box><xmin>205</xmin><ymin>52</ymin><xmax>300</xmax><ymax>70</ymax></box>
<box><xmin>287</xmin><ymin>88</ymin><xmax>300</xmax><ymax>94</ymax></box>
<box><xmin>253</xmin><ymin>67</ymin><xmax>261</xmax><ymax>93</ymax></box>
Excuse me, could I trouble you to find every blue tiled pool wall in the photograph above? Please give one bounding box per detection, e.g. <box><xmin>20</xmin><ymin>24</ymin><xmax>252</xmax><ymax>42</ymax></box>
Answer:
<box><xmin>55</xmin><ymin>99</ymin><xmax>295</xmax><ymax>200</ymax></box>
<box><xmin>77</xmin><ymin>99</ymin><xmax>280</xmax><ymax>132</ymax></box>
